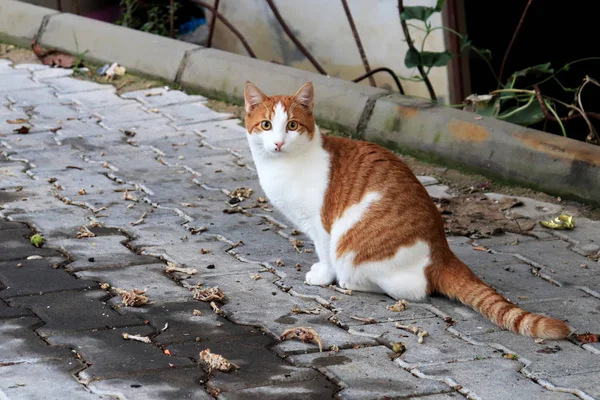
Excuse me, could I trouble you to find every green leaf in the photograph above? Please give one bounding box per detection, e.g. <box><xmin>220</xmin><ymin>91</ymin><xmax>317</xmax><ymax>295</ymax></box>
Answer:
<box><xmin>510</xmin><ymin>62</ymin><xmax>554</xmax><ymax>79</ymax></box>
<box><xmin>401</xmin><ymin>6</ymin><xmax>437</xmax><ymax>21</ymax></box>
<box><xmin>498</xmin><ymin>96</ymin><xmax>545</xmax><ymax>126</ymax></box>
<box><xmin>404</xmin><ymin>48</ymin><xmax>453</xmax><ymax>69</ymax></box>
<box><xmin>435</xmin><ymin>0</ymin><xmax>445</xmax><ymax>11</ymax></box>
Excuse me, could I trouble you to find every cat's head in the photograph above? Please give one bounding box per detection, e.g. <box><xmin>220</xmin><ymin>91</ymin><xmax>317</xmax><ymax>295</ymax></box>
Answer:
<box><xmin>244</xmin><ymin>81</ymin><xmax>315</xmax><ymax>157</ymax></box>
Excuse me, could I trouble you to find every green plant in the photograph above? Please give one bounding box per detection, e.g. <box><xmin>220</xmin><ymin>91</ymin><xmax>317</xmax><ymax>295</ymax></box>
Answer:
<box><xmin>116</xmin><ymin>0</ymin><xmax>180</xmax><ymax>38</ymax></box>
<box><xmin>398</xmin><ymin>0</ymin><xmax>600</xmax><ymax>145</ymax></box>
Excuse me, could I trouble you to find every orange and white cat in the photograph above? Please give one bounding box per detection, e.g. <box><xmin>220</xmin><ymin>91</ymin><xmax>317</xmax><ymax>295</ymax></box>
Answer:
<box><xmin>244</xmin><ymin>81</ymin><xmax>571</xmax><ymax>340</ymax></box>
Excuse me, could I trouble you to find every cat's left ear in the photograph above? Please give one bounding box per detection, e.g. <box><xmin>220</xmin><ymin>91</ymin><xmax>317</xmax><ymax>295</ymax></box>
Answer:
<box><xmin>292</xmin><ymin>81</ymin><xmax>314</xmax><ymax>111</ymax></box>
<box><xmin>244</xmin><ymin>81</ymin><xmax>267</xmax><ymax>113</ymax></box>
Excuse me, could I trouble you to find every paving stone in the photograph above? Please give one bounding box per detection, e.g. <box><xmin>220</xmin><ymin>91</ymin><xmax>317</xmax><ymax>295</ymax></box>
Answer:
<box><xmin>118</xmin><ymin>301</ymin><xmax>251</xmax><ymax>345</ymax></box>
<box><xmin>418</xmin><ymin>357</ymin><xmax>575</xmax><ymax>400</ymax></box>
<box><xmin>476</xmin><ymin>329</ymin><xmax>600</xmax><ymax>379</ymax></box>
<box><xmin>94</xmin><ymin>103</ymin><xmax>164</xmax><ymax>127</ymax></box>
<box><xmin>168</xmin><ymin>334</ymin><xmax>329</xmax><ymax>394</ymax></box>
<box><xmin>76</xmin><ymin>263</ymin><xmax>192</xmax><ymax>304</ymax></box>
<box><xmin>57</xmin><ymin>89</ymin><xmax>136</xmax><ymax>109</ymax></box>
<box><xmin>550</xmin><ymin>372</ymin><xmax>600</xmax><ymax>399</ymax></box>
<box><xmin>222</xmin><ymin>379</ymin><xmax>337</xmax><ymax>400</ymax></box>
<box><xmin>0</xmin><ymin>227</ymin><xmax>63</xmax><ymax>262</ymax></box>
<box><xmin>9</xmin><ymin>290</ymin><xmax>143</xmax><ymax>337</ymax></box>
<box><xmin>86</xmin><ymin>367</ymin><xmax>211</xmax><ymax>400</ymax></box>
<box><xmin>0</xmin><ymin>316</ymin><xmax>72</xmax><ymax>363</ymax></box>
<box><xmin>51</xmin><ymin>236</ymin><xmax>157</xmax><ymax>271</ymax></box>
<box><xmin>289</xmin><ymin>346</ymin><xmax>452</xmax><ymax>399</ymax></box>
<box><xmin>485</xmin><ymin>193</ymin><xmax>564</xmax><ymax>219</ymax></box>
<box><xmin>0</xmin><ymin>73</ymin><xmax>45</xmax><ymax>91</ymax></box>
<box><xmin>120</xmin><ymin>88</ymin><xmax>207</xmax><ymax>107</ymax></box>
<box><xmin>0</xmin><ymin>299</ymin><xmax>33</xmax><ymax>319</ymax></box>
<box><xmin>0</xmin><ymin>259</ymin><xmax>98</xmax><ymax>298</ymax></box>
<box><xmin>418</xmin><ymin>176</ymin><xmax>439</xmax><ymax>186</ymax></box>
<box><xmin>358</xmin><ymin>319</ymin><xmax>501</xmax><ymax>368</ymax></box>
<box><xmin>159</xmin><ymin>102</ymin><xmax>232</xmax><ymax>126</ymax></box>
<box><xmin>48</xmin><ymin>324</ymin><xmax>191</xmax><ymax>383</ymax></box>
<box><xmin>5</xmin><ymin>86</ymin><xmax>61</xmax><ymax>108</ymax></box>
<box><xmin>32</xmin><ymin>67</ymin><xmax>75</xmax><ymax>80</ymax></box>
<box><xmin>0</xmin><ymin>359</ymin><xmax>105</xmax><ymax>400</ymax></box>
<box><xmin>47</xmin><ymin>76</ymin><xmax>115</xmax><ymax>94</ymax></box>
<box><xmin>6</xmin><ymin>207</ymin><xmax>90</xmax><ymax>238</ymax></box>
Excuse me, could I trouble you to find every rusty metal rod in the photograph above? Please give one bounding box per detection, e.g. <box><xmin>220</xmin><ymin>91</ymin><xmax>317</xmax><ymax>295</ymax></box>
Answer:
<box><xmin>265</xmin><ymin>0</ymin><xmax>327</xmax><ymax>75</ymax></box>
<box><xmin>352</xmin><ymin>67</ymin><xmax>405</xmax><ymax>94</ymax></box>
<box><xmin>341</xmin><ymin>0</ymin><xmax>376</xmax><ymax>87</ymax></box>
<box><xmin>190</xmin><ymin>0</ymin><xmax>257</xmax><ymax>58</ymax></box>
<box><xmin>169</xmin><ymin>0</ymin><xmax>175</xmax><ymax>38</ymax></box>
<box><xmin>206</xmin><ymin>0</ymin><xmax>220</xmax><ymax>48</ymax></box>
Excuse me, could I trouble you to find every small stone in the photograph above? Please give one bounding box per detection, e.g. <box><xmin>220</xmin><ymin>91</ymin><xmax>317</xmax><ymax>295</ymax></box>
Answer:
<box><xmin>207</xmin><ymin>264</ymin><xmax>215</xmax><ymax>269</ymax></box>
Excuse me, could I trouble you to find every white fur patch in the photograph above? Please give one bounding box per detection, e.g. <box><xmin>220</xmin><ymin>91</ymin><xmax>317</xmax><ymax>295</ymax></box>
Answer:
<box><xmin>330</xmin><ymin>191</ymin><xmax>381</xmax><ymax>252</ymax></box>
<box><xmin>271</xmin><ymin>102</ymin><xmax>288</xmax><ymax>144</ymax></box>
<box><xmin>335</xmin><ymin>240</ymin><xmax>431</xmax><ymax>300</ymax></box>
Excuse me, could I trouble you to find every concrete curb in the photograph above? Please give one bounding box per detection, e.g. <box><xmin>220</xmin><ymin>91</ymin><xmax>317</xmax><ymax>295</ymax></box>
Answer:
<box><xmin>2</xmin><ymin>0</ymin><xmax>599</xmax><ymax>205</ymax></box>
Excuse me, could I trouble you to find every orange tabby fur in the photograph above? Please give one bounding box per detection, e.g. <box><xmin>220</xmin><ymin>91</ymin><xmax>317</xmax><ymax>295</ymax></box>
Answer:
<box><xmin>244</xmin><ymin>81</ymin><xmax>571</xmax><ymax>340</ymax></box>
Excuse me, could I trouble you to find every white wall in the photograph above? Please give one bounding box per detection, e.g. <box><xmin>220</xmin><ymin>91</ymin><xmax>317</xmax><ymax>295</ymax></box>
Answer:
<box><xmin>208</xmin><ymin>0</ymin><xmax>450</xmax><ymax>102</ymax></box>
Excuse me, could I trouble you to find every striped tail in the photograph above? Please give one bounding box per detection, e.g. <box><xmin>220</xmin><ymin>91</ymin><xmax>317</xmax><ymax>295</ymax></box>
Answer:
<box><xmin>431</xmin><ymin>257</ymin><xmax>571</xmax><ymax>340</ymax></box>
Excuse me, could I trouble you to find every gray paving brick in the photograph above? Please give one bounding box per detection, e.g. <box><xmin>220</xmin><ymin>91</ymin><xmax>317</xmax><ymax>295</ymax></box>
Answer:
<box><xmin>0</xmin><ymin>359</ymin><xmax>105</xmax><ymax>400</ymax></box>
<box><xmin>47</xmin><ymin>76</ymin><xmax>115</xmax><ymax>94</ymax></box>
<box><xmin>5</xmin><ymin>86</ymin><xmax>61</xmax><ymax>108</ymax></box>
<box><xmin>159</xmin><ymin>102</ymin><xmax>232</xmax><ymax>126</ymax></box>
<box><xmin>418</xmin><ymin>357</ymin><xmax>576</xmax><ymax>400</ymax></box>
<box><xmin>94</xmin><ymin>103</ymin><xmax>164</xmax><ymax>127</ymax></box>
<box><xmin>0</xmin><ymin>316</ymin><xmax>72</xmax><ymax>363</ymax></box>
<box><xmin>0</xmin><ymin>227</ymin><xmax>63</xmax><ymax>262</ymax></box>
<box><xmin>51</xmin><ymin>236</ymin><xmax>157</xmax><ymax>272</ymax></box>
<box><xmin>290</xmin><ymin>346</ymin><xmax>453</xmax><ymax>399</ymax></box>
<box><xmin>32</xmin><ymin>67</ymin><xmax>75</xmax><ymax>80</ymax></box>
<box><xmin>0</xmin><ymin>73</ymin><xmax>44</xmax><ymax>91</ymax></box>
<box><xmin>120</xmin><ymin>88</ymin><xmax>207</xmax><ymax>107</ymax></box>
<box><xmin>169</xmin><ymin>335</ymin><xmax>329</xmax><ymax>394</ymax></box>
<box><xmin>76</xmin><ymin>263</ymin><xmax>192</xmax><ymax>304</ymax></box>
<box><xmin>47</xmin><ymin>325</ymin><xmax>191</xmax><ymax>383</ymax></box>
<box><xmin>550</xmin><ymin>372</ymin><xmax>600</xmax><ymax>399</ymax></box>
<box><xmin>6</xmin><ymin>208</ymin><xmax>90</xmax><ymax>238</ymax></box>
<box><xmin>0</xmin><ymin>259</ymin><xmax>97</xmax><ymax>298</ymax></box>
<box><xmin>0</xmin><ymin>299</ymin><xmax>33</xmax><ymax>319</ymax></box>
<box><xmin>222</xmin><ymin>380</ymin><xmax>337</xmax><ymax>400</ymax></box>
<box><xmin>86</xmin><ymin>367</ymin><xmax>211</xmax><ymax>400</ymax></box>
<box><xmin>57</xmin><ymin>89</ymin><xmax>135</xmax><ymax>109</ymax></box>
<box><xmin>9</xmin><ymin>290</ymin><xmax>143</xmax><ymax>337</ymax></box>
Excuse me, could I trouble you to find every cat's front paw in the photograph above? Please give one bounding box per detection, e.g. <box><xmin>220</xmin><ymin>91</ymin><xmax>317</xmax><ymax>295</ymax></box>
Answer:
<box><xmin>305</xmin><ymin>262</ymin><xmax>335</xmax><ymax>286</ymax></box>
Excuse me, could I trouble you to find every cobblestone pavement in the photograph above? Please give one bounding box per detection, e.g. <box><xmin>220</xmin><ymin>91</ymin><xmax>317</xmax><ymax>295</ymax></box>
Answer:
<box><xmin>1</xmin><ymin>59</ymin><xmax>599</xmax><ymax>400</ymax></box>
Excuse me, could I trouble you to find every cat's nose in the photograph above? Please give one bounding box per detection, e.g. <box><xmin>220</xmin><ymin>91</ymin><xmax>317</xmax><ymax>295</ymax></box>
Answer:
<box><xmin>274</xmin><ymin>141</ymin><xmax>284</xmax><ymax>151</ymax></box>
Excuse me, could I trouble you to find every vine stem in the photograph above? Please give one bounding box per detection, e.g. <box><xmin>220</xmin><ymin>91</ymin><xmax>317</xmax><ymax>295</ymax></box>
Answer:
<box><xmin>498</xmin><ymin>0</ymin><xmax>534</xmax><ymax>83</ymax></box>
<box><xmin>398</xmin><ymin>0</ymin><xmax>436</xmax><ymax>101</ymax></box>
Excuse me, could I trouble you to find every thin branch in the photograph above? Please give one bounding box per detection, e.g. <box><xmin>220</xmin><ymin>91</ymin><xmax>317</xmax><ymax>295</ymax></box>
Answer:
<box><xmin>499</xmin><ymin>0</ymin><xmax>534</xmax><ymax>83</ymax></box>
<box><xmin>206</xmin><ymin>0</ymin><xmax>220</xmax><ymax>48</ymax></box>
<box><xmin>189</xmin><ymin>0</ymin><xmax>256</xmax><ymax>58</ymax></box>
<box><xmin>352</xmin><ymin>67</ymin><xmax>405</xmax><ymax>94</ymax></box>
<box><xmin>341</xmin><ymin>0</ymin><xmax>376</xmax><ymax>86</ymax></box>
<box><xmin>533</xmin><ymin>84</ymin><xmax>600</xmax><ymax>122</ymax></box>
<box><xmin>265</xmin><ymin>0</ymin><xmax>327</xmax><ymax>75</ymax></box>
<box><xmin>577</xmin><ymin>77</ymin><xmax>600</xmax><ymax>143</ymax></box>
<box><xmin>169</xmin><ymin>0</ymin><xmax>175</xmax><ymax>38</ymax></box>
<box><xmin>398</xmin><ymin>0</ymin><xmax>436</xmax><ymax>101</ymax></box>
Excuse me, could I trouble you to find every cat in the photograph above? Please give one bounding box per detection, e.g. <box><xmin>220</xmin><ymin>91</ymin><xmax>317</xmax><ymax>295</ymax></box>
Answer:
<box><xmin>243</xmin><ymin>80</ymin><xmax>571</xmax><ymax>340</ymax></box>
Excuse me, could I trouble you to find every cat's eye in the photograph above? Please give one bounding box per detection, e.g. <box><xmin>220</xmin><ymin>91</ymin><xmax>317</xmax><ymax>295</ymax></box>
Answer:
<box><xmin>260</xmin><ymin>121</ymin><xmax>272</xmax><ymax>130</ymax></box>
<box><xmin>287</xmin><ymin>121</ymin><xmax>298</xmax><ymax>131</ymax></box>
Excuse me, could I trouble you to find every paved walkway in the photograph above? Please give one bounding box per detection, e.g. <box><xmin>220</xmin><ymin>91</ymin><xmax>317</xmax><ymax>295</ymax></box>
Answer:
<box><xmin>0</xmin><ymin>59</ymin><xmax>599</xmax><ymax>400</ymax></box>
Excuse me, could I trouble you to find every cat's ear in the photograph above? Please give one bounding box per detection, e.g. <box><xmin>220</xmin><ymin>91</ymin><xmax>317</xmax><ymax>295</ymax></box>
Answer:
<box><xmin>244</xmin><ymin>81</ymin><xmax>267</xmax><ymax>113</ymax></box>
<box><xmin>292</xmin><ymin>81</ymin><xmax>314</xmax><ymax>111</ymax></box>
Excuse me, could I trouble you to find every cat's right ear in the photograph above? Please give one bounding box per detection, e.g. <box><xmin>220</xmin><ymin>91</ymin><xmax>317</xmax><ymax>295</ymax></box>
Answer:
<box><xmin>244</xmin><ymin>81</ymin><xmax>267</xmax><ymax>113</ymax></box>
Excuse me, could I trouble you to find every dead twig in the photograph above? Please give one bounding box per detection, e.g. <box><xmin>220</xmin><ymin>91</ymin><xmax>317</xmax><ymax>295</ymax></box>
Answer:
<box><xmin>122</xmin><ymin>332</ymin><xmax>151</xmax><ymax>343</ymax></box>
<box><xmin>499</xmin><ymin>0</ymin><xmax>534</xmax><ymax>83</ymax></box>
<box><xmin>350</xmin><ymin>316</ymin><xmax>377</xmax><ymax>324</ymax></box>
<box><xmin>76</xmin><ymin>226</ymin><xmax>95</xmax><ymax>239</ymax></box>
<box><xmin>291</xmin><ymin>305</ymin><xmax>321</xmax><ymax>315</ymax></box>
<box><xmin>341</xmin><ymin>0</ymin><xmax>375</xmax><ymax>86</ymax></box>
<box><xmin>114</xmin><ymin>288</ymin><xmax>149</xmax><ymax>307</ymax></box>
<box><xmin>166</xmin><ymin>262</ymin><xmax>198</xmax><ymax>275</ymax></box>
<box><xmin>395</xmin><ymin>323</ymin><xmax>429</xmax><ymax>344</ymax></box>
<box><xmin>386</xmin><ymin>299</ymin><xmax>408</xmax><ymax>312</ymax></box>
<box><xmin>329</xmin><ymin>285</ymin><xmax>352</xmax><ymax>296</ymax></box>
<box><xmin>193</xmin><ymin>286</ymin><xmax>225</xmax><ymax>302</ymax></box>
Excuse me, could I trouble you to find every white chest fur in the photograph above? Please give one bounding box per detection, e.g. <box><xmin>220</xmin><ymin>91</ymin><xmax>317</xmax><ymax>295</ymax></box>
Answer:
<box><xmin>249</xmin><ymin>140</ymin><xmax>330</xmax><ymax>235</ymax></box>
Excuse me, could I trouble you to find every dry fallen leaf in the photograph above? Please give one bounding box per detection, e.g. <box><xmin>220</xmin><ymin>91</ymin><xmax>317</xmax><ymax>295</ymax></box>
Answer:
<box><xmin>280</xmin><ymin>327</ymin><xmax>323</xmax><ymax>352</ymax></box>
<box><xmin>193</xmin><ymin>309</ymin><xmax>202</xmax><ymax>316</ymax></box>
<box><xmin>199</xmin><ymin>348</ymin><xmax>239</xmax><ymax>373</ymax></box>
<box><xmin>473</xmin><ymin>246</ymin><xmax>490</xmax><ymax>252</ymax></box>
<box><xmin>78</xmin><ymin>188</ymin><xmax>87</xmax><ymax>195</ymax></box>
<box><xmin>573</xmin><ymin>332</ymin><xmax>600</xmax><ymax>344</ymax></box>
<box><xmin>228</xmin><ymin>187</ymin><xmax>253</xmax><ymax>203</ymax></box>
<box><xmin>290</xmin><ymin>239</ymin><xmax>304</xmax><ymax>253</ymax></box>
<box><xmin>387</xmin><ymin>300</ymin><xmax>408</xmax><ymax>312</ymax></box>
<box><xmin>76</xmin><ymin>226</ymin><xmax>95</xmax><ymax>239</ymax></box>
<box><xmin>114</xmin><ymin>288</ymin><xmax>149</xmax><ymax>307</ymax></box>
<box><xmin>193</xmin><ymin>286</ymin><xmax>225</xmax><ymax>303</ymax></box>
<box><xmin>395</xmin><ymin>323</ymin><xmax>429</xmax><ymax>344</ymax></box>
<box><xmin>275</xmin><ymin>258</ymin><xmax>285</xmax><ymax>267</ymax></box>
<box><xmin>13</xmin><ymin>126</ymin><xmax>30</xmax><ymax>134</ymax></box>
<box><xmin>6</xmin><ymin>118</ymin><xmax>29</xmax><ymax>124</ymax></box>
<box><xmin>200</xmin><ymin>248</ymin><xmax>211</xmax><ymax>254</ymax></box>
<box><xmin>32</xmin><ymin>40</ymin><xmax>79</xmax><ymax>68</ymax></box>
